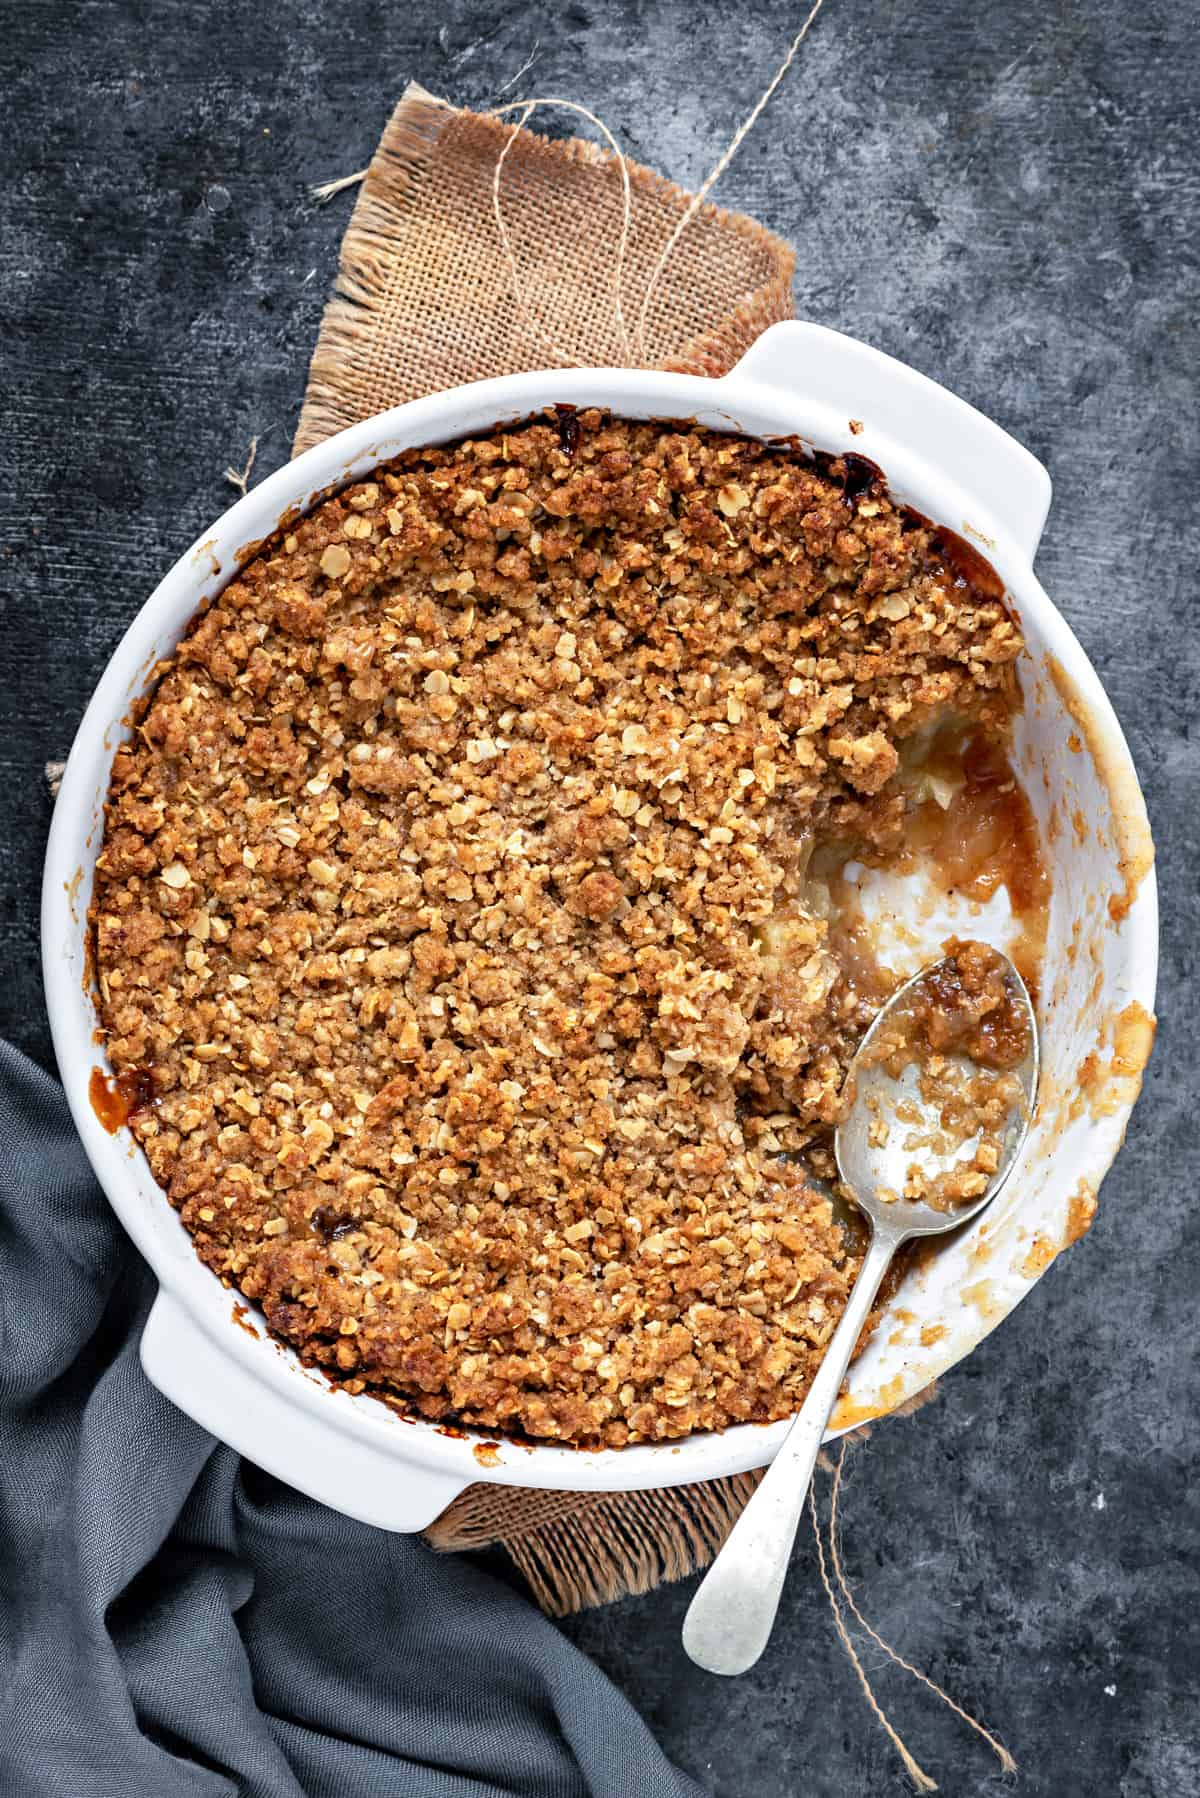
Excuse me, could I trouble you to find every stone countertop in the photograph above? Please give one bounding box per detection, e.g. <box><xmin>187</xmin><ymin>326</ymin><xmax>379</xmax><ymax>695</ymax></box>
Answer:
<box><xmin>4</xmin><ymin>2</ymin><xmax>1197</xmax><ymax>1793</ymax></box>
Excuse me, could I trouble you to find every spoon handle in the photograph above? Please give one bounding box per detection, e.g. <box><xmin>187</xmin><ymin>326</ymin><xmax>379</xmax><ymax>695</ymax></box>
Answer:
<box><xmin>681</xmin><ymin>1227</ymin><xmax>900</xmax><ymax>1676</ymax></box>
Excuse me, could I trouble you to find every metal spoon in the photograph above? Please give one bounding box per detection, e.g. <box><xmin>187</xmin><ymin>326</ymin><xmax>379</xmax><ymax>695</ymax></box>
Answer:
<box><xmin>682</xmin><ymin>949</ymin><xmax>1038</xmax><ymax>1677</ymax></box>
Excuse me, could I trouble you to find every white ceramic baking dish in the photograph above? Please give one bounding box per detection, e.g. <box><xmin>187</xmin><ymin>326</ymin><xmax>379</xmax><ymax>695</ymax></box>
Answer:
<box><xmin>43</xmin><ymin>321</ymin><xmax>1158</xmax><ymax>1531</ymax></box>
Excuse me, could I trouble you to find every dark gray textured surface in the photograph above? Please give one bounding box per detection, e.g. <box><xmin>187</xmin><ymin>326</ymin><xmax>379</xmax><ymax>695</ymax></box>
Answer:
<box><xmin>3</xmin><ymin>2</ymin><xmax>1196</xmax><ymax>1794</ymax></box>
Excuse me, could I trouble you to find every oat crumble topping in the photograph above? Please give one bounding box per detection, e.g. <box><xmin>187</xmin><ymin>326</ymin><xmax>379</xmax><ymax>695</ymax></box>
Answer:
<box><xmin>91</xmin><ymin>411</ymin><xmax>1024</xmax><ymax>1446</ymax></box>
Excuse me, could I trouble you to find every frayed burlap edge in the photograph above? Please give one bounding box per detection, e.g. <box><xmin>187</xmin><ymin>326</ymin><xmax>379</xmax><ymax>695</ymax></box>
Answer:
<box><xmin>293</xmin><ymin>82</ymin><xmax>796</xmax><ymax>457</ymax></box>
<box><xmin>425</xmin><ymin>1382</ymin><xmax>940</xmax><ymax>1615</ymax></box>
<box><xmin>294</xmin><ymin>86</ymin><xmax>455</xmax><ymax>455</ymax></box>
<box><xmin>428</xmin><ymin>1472</ymin><xmax>765</xmax><ymax>1617</ymax></box>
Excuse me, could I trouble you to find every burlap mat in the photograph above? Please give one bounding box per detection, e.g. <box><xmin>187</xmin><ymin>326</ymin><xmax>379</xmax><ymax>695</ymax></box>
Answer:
<box><xmin>293</xmin><ymin>80</ymin><xmax>800</xmax><ymax>1615</ymax></box>
<box><xmin>294</xmin><ymin>82</ymin><xmax>794</xmax><ymax>455</ymax></box>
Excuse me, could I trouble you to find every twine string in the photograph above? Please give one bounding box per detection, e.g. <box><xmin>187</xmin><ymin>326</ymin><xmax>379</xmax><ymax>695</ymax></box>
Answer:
<box><xmin>223</xmin><ymin>435</ymin><xmax>259</xmax><ymax>497</ymax></box>
<box><xmin>632</xmin><ymin>0</ymin><xmax>827</xmax><ymax>363</ymax></box>
<box><xmin>828</xmin><ymin>1442</ymin><xmax>1019</xmax><ymax>1778</ymax></box>
<box><xmin>491</xmin><ymin>2</ymin><xmax>828</xmax><ymax>367</ymax></box>
<box><xmin>316</xmin><ymin>10</ymin><xmax>831</xmax><ymax>359</ymax></box>
<box><xmin>489</xmin><ymin>97</ymin><xmax>634</xmax><ymax>367</ymax></box>
<box><xmin>808</xmin><ymin>1479</ymin><xmax>939</xmax><ymax>1794</ymax></box>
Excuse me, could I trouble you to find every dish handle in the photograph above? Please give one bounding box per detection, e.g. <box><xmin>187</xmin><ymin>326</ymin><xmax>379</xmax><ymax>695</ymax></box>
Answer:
<box><xmin>728</xmin><ymin>320</ymin><xmax>1052</xmax><ymax>562</ymax></box>
<box><xmin>140</xmin><ymin>1288</ymin><xmax>469</xmax><ymax>1533</ymax></box>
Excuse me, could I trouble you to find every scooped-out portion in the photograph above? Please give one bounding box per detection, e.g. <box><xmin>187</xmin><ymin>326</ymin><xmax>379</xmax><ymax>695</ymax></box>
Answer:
<box><xmin>90</xmin><ymin>410</ymin><xmax>1048</xmax><ymax>1446</ymax></box>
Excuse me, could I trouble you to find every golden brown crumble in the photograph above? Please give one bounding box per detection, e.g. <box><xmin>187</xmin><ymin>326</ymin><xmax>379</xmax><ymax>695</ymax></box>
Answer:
<box><xmin>91</xmin><ymin>411</ymin><xmax>1025</xmax><ymax>1446</ymax></box>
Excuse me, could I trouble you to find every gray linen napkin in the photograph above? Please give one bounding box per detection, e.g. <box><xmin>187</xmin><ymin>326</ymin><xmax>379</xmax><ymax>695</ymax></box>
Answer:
<box><xmin>0</xmin><ymin>1042</ymin><xmax>704</xmax><ymax>1798</ymax></box>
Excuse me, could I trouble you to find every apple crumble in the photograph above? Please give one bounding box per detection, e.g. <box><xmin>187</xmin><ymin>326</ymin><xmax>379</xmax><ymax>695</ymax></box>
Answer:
<box><xmin>91</xmin><ymin>410</ymin><xmax>1035</xmax><ymax>1446</ymax></box>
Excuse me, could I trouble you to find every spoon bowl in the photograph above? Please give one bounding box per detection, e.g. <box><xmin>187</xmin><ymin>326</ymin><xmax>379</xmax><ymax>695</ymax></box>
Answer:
<box><xmin>835</xmin><ymin>954</ymin><xmax>1039</xmax><ymax>1240</ymax></box>
<box><xmin>682</xmin><ymin>947</ymin><xmax>1039</xmax><ymax>1677</ymax></box>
